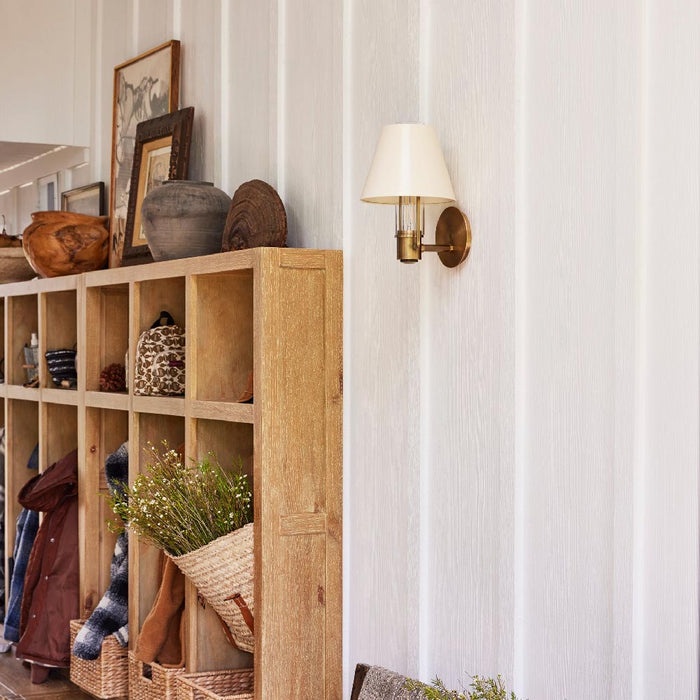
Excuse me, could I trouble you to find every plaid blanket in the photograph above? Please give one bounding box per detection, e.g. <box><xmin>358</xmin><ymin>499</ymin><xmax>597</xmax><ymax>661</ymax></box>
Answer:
<box><xmin>72</xmin><ymin>442</ymin><xmax>129</xmax><ymax>660</ymax></box>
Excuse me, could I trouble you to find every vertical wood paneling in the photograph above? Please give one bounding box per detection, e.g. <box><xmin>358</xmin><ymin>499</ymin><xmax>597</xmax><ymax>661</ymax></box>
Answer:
<box><xmin>280</xmin><ymin>0</ymin><xmax>342</xmax><ymax>249</ymax></box>
<box><xmin>221</xmin><ymin>0</ymin><xmax>277</xmax><ymax>195</ymax></box>
<box><xmin>0</xmin><ymin>0</ymin><xmax>85</xmax><ymax>146</ymax></box>
<box><xmin>178</xmin><ymin>0</ymin><xmax>222</xmax><ymax>183</ymax></box>
<box><xmin>73</xmin><ymin>0</ymin><xmax>94</xmax><ymax>147</ymax></box>
<box><xmin>519</xmin><ymin>2</ymin><xmax>641</xmax><ymax>698</ymax></box>
<box><xmin>424</xmin><ymin>0</ymin><xmax>515</xmax><ymax>689</ymax></box>
<box><xmin>97</xmin><ymin>0</ymin><xmax>129</xmax><ymax>215</ymax></box>
<box><xmin>610</xmin><ymin>3</ymin><xmax>642</xmax><ymax>699</ymax></box>
<box><xmin>345</xmin><ymin>1</ymin><xmax>420</xmax><ymax>695</ymax></box>
<box><xmin>134</xmin><ymin>0</ymin><xmax>172</xmax><ymax>53</ymax></box>
<box><xmin>5</xmin><ymin>2</ymin><xmax>698</xmax><ymax>697</ymax></box>
<box><xmin>641</xmin><ymin>0</ymin><xmax>700</xmax><ymax>696</ymax></box>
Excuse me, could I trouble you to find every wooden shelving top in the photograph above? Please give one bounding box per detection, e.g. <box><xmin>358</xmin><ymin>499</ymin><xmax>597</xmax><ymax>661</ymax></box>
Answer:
<box><xmin>84</xmin><ymin>249</ymin><xmax>258</xmax><ymax>286</ymax></box>
<box><xmin>0</xmin><ymin>273</ymin><xmax>79</xmax><ymax>296</ymax></box>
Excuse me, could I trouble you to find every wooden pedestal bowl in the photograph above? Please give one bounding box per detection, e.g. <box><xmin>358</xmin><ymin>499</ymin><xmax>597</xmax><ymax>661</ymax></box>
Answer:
<box><xmin>22</xmin><ymin>211</ymin><xmax>109</xmax><ymax>278</ymax></box>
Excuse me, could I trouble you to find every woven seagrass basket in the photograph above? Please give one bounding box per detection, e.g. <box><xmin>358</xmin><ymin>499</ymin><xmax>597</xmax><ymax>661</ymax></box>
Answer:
<box><xmin>128</xmin><ymin>651</ymin><xmax>187</xmax><ymax>700</ymax></box>
<box><xmin>171</xmin><ymin>523</ymin><xmax>254</xmax><ymax>653</ymax></box>
<box><xmin>176</xmin><ymin>668</ymin><xmax>254</xmax><ymax>700</ymax></box>
<box><xmin>69</xmin><ymin>619</ymin><xmax>128</xmax><ymax>699</ymax></box>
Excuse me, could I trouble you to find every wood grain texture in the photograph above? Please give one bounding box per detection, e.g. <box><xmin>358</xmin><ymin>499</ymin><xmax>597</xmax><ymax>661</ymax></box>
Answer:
<box><xmin>134</xmin><ymin>0</ymin><xmax>171</xmax><ymax>55</ymax></box>
<box><xmin>5</xmin><ymin>385</ymin><xmax>39</xmax><ymax>402</ymax></box>
<box><xmin>190</xmin><ymin>271</ymin><xmax>254</xmax><ymax>403</ymax></box>
<box><xmin>186</xmin><ymin>417</ymin><xmax>254</xmax><ymax>673</ymax></box>
<box><xmin>221</xmin><ymin>0</ymin><xmax>277</xmax><ymax>194</ymax></box>
<box><xmin>80</xmin><ymin>407</ymin><xmax>128</xmax><ymax>617</ymax></box>
<box><xmin>0</xmin><ymin>646</ymin><xmax>93</xmax><ymax>698</ymax></box>
<box><xmin>639</xmin><ymin>0</ymin><xmax>700</xmax><ymax>696</ymax></box>
<box><xmin>7</xmin><ymin>295</ymin><xmax>38</xmax><ymax>386</ymax></box>
<box><xmin>94</xmin><ymin>0</ymin><xmax>129</xmax><ymax>191</ymax></box>
<box><xmin>517</xmin><ymin>2</ymin><xmax>643</xmax><ymax>697</ymax></box>
<box><xmin>254</xmin><ymin>250</ymin><xmax>342</xmax><ymax>699</ymax></box>
<box><xmin>42</xmin><ymin>290</ymin><xmax>78</xmax><ymax>389</ymax></box>
<box><xmin>345</xmin><ymin>1</ymin><xmax>421</xmax><ymax>692</ymax></box>
<box><xmin>280</xmin><ymin>0</ymin><xmax>342</xmax><ymax>250</ymax></box>
<box><xmin>189</xmin><ymin>400</ymin><xmax>254</xmax><ymax>424</ymax></box>
<box><xmin>85</xmin><ymin>390</ymin><xmax>129</xmax><ymax>411</ymax></box>
<box><xmin>0</xmin><ymin>249</ymin><xmax>341</xmax><ymax>697</ymax></box>
<box><xmin>424</xmin><ymin>0</ymin><xmax>516</xmax><ymax>689</ymax></box>
<box><xmin>43</xmin><ymin>402</ymin><xmax>78</xmax><ymax>467</ymax></box>
<box><xmin>4</xmin><ymin>399</ymin><xmax>39</xmax><ymax>602</ymax></box>
<box><xmin>0</xmin><ymin>0</ymin><xmax>85</xmax><ymax>145</ymax></box>
<box><xmin>177</xmin><ymin>0</ymin><xmax>222</xmax><ymax>183</ymax></box>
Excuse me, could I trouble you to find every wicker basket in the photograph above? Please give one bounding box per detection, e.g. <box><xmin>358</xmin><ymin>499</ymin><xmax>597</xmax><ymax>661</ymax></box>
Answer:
<box><xmin>176</xmin><ymin>668</ymin><xmax>254</xmax><ymax>700</ymax></box>
<box><xmin>129</xmin><ymin>651</ymin><xmax>187</xmax><ymax>700</ymax></box>
<box><xmin>171</xmin><ymin>523</ymin><xmax>254</xmax><ymax>653</ymax></box>
<box><xmin>69</xmin><ymin>619</ymin><xmax>128</xmax><ymax>699</ymax></box>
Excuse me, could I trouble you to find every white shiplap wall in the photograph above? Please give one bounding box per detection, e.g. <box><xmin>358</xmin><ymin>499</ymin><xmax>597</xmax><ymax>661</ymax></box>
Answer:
<box><xmin>3</xmin><ymin>1</ymin><xmax>699</xmax><ymax>698</ymax></box>
<box><xmin>640</xmin><ymin>1</ymin><xmax>699</xmax><ymax>698</ymax></box>
<box><xmin>346</xmin><ymin>0</ymin><xmax>421</xmax><ymax>689</ymax></box>
<box><xmin>423</xmin><ymin>0</ymin><xmax>516</xmax><ymax>685</ymax></box>
<box><xmin>517</xmin><ymin>1</ymin><xmax>642</xmax><ymax>697</ymax></box>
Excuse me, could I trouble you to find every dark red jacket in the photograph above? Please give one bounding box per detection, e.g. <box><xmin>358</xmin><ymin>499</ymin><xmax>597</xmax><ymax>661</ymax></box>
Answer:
<box><xmin>16</xmin><ymin>449</ymin><xmax>79</xmax><ymax>667</ymax></box>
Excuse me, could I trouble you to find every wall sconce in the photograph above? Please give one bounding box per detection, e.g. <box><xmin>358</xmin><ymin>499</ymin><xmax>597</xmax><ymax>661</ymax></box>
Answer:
<box><xmin>361</xmin><ymin>123</ymin><xmax>471</xmax><ymax>267</ymax></box>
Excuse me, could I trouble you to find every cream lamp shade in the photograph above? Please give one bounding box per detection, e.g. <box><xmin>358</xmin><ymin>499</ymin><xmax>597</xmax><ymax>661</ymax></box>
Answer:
<box><xmin>361</xmin><ymin>123</ymin><xmax>456</xmax><ymax>204</ymax></box>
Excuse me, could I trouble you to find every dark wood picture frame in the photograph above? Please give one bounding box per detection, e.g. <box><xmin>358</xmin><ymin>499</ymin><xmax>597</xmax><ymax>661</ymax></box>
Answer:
<box><xmin>61</xmin><ymin>182</ymin><xmax>105</xmax><ymax>216</ymax></box>
<box><xmin>121</xmin><ymin>106</ymin><xmax>194</xmax><ymax>266</ymax></box>
<box><xmin>109</xmin><ymin>39</ymin><xmax>180</xmax><ymax>268</ymax></box>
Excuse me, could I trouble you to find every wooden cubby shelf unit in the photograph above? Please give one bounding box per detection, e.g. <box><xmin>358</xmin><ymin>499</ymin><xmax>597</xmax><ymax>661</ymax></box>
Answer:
<box><xmin>0</xmin><ymin>248</ymin><xmax>342</xmax><ymax>699</ymax></box>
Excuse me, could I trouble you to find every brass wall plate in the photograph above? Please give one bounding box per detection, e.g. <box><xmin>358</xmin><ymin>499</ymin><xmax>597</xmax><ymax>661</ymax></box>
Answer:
<box><xmin>435</xmin><ymin>206</ymin><xmax>472</xmax><ymax>268</ymax></box>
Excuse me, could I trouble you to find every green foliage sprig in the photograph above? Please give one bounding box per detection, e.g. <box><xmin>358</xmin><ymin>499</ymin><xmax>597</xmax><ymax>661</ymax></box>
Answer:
<box><xmin>406</xmin><ymin>675</ymin><xmax>522</xmax><ymax>700</ymax></box>
<box><xmin>107</xmin><ymin>442</ymin><xmax>252</xmax><ymax>557</ymax></box>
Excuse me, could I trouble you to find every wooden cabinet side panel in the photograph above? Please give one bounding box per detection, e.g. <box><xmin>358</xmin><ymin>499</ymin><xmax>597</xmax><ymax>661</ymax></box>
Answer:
<box><xmin>255</xmin><ymin>251</ymin><xmax>342</xmax><ymax>699</ymax></box>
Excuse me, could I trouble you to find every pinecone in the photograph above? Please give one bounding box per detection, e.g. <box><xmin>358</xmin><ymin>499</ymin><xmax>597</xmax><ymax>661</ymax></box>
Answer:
<box><xmin>100</xmin><ymin>363</ymin><xmax>126</xmax><ymax>392</ymax></box>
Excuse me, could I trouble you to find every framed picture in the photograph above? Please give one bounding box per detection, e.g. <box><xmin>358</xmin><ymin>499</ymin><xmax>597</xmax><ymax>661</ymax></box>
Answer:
<box><xmin>61</xmin><ymin>182</ymin><xmax>105</xmax><ymax>216</ymax></box>
<box><xmin>109</xmin><ymin>40</ymin><xmax>180</xmax><ymax>267</ymax></box>
<box><xmin>121</xmin><ymin>106</ymin><xmax>194</xmax><ymax>265</ymax></box>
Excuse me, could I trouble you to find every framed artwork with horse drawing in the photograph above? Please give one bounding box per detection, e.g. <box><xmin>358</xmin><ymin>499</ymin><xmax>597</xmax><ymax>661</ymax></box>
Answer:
<box><xmin>109</xmin><ymin>40</ymin><xmax>180</xmax><ymax>268</ymax></box>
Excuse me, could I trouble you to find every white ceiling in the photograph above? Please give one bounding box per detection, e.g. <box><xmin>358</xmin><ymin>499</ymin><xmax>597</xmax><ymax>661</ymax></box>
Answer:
<box><xmin>0</xmin><ymin>141</ymin><xmax>63</xmax><ymax>173</ymax></box>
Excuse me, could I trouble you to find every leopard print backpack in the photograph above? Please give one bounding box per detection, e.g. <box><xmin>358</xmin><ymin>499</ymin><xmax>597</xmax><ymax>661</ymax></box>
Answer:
<box><xmin>133</xmin><ymin>311</ymin><xmax>185</xmax><ymax>396</ymax></box>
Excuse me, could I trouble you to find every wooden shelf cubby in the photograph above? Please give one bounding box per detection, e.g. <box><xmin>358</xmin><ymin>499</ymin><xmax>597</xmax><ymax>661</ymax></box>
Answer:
<box><xmin>4</xmin><ymin>399</ymin><xmax>38</xmax><ymax>603</ymax></box>
<box><xmin>7</xmin><ymin>293</ymin><xmax>38</xmax><ymax>388</ymax></box>
<box><xmin>0</xmin><ymin>248</ymin><xmax>342</xmax><ymax>699</ymax></box>
<box><xmin>85</xmin><ymin>282</ymin><xmax>129</xmax><ymax>393</ymax></box>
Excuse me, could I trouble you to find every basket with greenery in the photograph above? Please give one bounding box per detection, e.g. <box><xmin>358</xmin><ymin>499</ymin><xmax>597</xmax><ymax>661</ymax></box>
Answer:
<box><xmin>405</xmin><ymin>675</ymin><xmax>523</xmax><ymax>700</ymax></box>
<box><xmin>108</xmin><ymin>442</ymin><xmax>255</xmax><ymax>652</ymax></box>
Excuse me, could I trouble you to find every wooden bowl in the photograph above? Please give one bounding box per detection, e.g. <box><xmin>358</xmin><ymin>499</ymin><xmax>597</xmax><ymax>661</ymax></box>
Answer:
<box><xmin>22</xmin><ymin>211</ymin><xmax>109</xmax><ymax>277</ymax></box>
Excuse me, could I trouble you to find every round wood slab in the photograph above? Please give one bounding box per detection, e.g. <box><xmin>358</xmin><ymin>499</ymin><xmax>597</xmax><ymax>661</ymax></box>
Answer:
<box><xmin>221</xmin><ymin>179</ymin><xmax>287</xmax><ymax>252</ymax></box>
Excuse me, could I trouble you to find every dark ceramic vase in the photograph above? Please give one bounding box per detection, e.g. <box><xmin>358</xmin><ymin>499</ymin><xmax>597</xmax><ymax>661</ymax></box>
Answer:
<box><xmin>141</xmin><ymin>180</ymin><xmax>231</xmax><ymax>262</ymax></box>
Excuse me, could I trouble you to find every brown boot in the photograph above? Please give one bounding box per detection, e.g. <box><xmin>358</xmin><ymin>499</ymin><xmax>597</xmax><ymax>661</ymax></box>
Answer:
<box><xmin>30</xmin><ymin>663</ymin><xmax>51</xmax><ymax>684</ymax></box>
